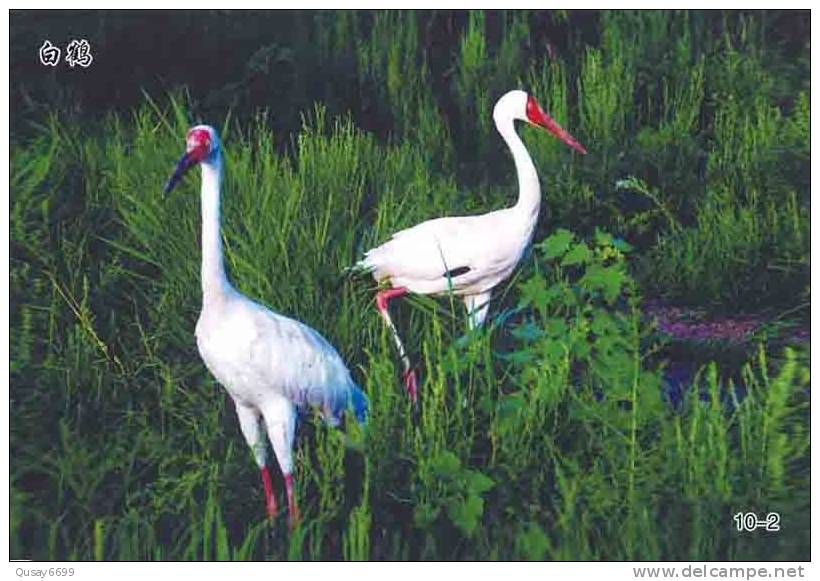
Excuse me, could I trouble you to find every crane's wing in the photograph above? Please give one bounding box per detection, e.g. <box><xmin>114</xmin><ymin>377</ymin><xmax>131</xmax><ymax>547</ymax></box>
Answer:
<box><xmin>357</xmin><ymin>212</ymin><xmax>511</xmax><ymax>294</ymax></box>
<box><xmin>246</xmin><ymin>304</ymin><xmax>367</xmax><ymax>424</ymax></box>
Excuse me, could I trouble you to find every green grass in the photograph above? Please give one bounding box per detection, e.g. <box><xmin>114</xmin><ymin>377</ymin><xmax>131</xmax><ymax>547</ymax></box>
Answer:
<box><xmin>10</xmin><ymin>10</ymin><xmax>809</xmax><ymax>561</ymax></box>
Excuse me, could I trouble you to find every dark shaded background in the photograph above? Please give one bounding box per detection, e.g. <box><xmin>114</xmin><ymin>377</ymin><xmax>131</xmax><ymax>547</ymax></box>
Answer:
<box><xmin>10</xmin><ymin>10</ymin><xmax>810</xmax><ymax>144</ymax></box>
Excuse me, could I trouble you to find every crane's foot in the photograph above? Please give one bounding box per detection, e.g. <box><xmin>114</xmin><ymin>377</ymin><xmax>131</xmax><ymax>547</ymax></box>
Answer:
<box><xmin>403</xmin><ymin>369</ymin><xmax>418</xmax><ymax>403</ymax></box>
<box><xmin>260</xmin><ymin>466</ymin><xmax>278</xmax><ymax>521</ymax></box>
<box><xmin>284</xmin><ymin>473</ymin><xmax>300</xmax><ymax>531</ymax></box>
<box><xmin>266</xmin><ymin>499</ymin><xmax>278</xmax><ymax>521</ymax></box>
<box><xmin>287</xmin><ymin>510</ymin><xmax>301</xmax><ymax>531</ymax></box>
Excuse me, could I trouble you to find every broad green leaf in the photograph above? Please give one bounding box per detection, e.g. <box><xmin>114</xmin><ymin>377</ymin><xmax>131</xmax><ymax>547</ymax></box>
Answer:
<box><xmin>515</xmin><ymin>523</ymin><xmax>550</xmax><ymax>560</ymax></box>
<box><xmin>544</xmin><ymin>317</ymin><xmax>568</xmax><ymax>337</ymax></box>
<box><xmin>431</xmin><ymin>451</ymin><xmax>461</xmax><ymax>478</ymax></box>
<box><xmin>518</xmin><ymin>275</ymin><xmax>550</xmax><ymax>308</ymax></box>
<box><xmin>541</xmin><ymin>338</ymin><xmax>568</xmax><ymax>362</ymax></box>
<box><xmin>590</xmin><ymin>310</ymin><xmax>616</xmax><ymax>336</ymax></box>
<box><xmin>539</xmin><ymin>228</ymin><xmax>573</xmax><ymax>259</ymax></box>
<box><xmin>562</xmin><ymin>241</ymin><xmax>593</xmax><ymax>266</ymax></box>
<box><xmin>467</xmin><ymin>471</ymin><xmax>495</xmax><ymax>494</ymax></box>
<box><xmin>580</xmin><ymin>264</ymin><xmax>626</xmax><ymax>303</ymax></box>
<box><xmin>594</xmin><ymin>229</ymin><xmax>614</xmax><ymax>247</ymax></box>
<box><xmin>448</xmin><ymin>494</ymin><xmax>484</xmax><ymax>537</ymax></box>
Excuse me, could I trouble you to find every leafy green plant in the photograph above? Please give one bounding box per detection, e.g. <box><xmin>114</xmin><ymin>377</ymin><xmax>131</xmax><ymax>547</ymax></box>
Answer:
<box><xmin>415</xmin><ymin>450</ymin><xmax>494</xmax><ymax>538</ymax></box>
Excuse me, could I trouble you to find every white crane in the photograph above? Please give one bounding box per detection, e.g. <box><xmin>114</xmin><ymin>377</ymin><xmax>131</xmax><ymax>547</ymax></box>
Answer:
<box><xmin>163</xmin><ymin>125</ymin><xmax>368</xmax><ymax>528</ymax></box>
<box><xmin>354</xmin><ymin>90</ymin><xmax>586</xmax><ymax>401</ymax></box>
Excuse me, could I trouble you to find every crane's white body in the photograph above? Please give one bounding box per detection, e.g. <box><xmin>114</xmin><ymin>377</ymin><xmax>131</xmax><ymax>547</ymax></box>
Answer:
<box><xmin>196</xmin><ymin>296</ymin><xmax>359</xmax><ymax>426</ymax></box>
<box><xmin>358</xmin><ymin>90</ymin><xmax>545</xmax><ymax>328</ymax></box>
<box><xmin>355</xmin><ymin>90</ymin><xmax>586</xmax><ymax>399</ymax></box>
<box><xmin>362</xmin><ymin>205</ymin><xmax>536</xmax><ymax>300</ymax></box>
<box><xmin>173</xmin><ymin>127</ymin><xmax>365</xmax><ymax>522</ymax></box>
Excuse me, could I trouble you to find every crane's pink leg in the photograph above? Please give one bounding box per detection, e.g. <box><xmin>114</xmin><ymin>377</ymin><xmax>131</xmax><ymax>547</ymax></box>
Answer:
<box><xmin>284</xmin><ymin>473</ymin><xmax>300</xmax><ymax>529</ymax></box>
<box><xmin>375</xmin><ymin>287</ymin><xmax>418</xmax><ymax>402</ymax></box>
<box><xmin>375</xmin><ymin>287</ymin><xmax>409</xmax><ymax>312</ymax></box>
<box><xmin>402</xmin><ymin>369</ymin><xmax>418</xmax><ymax>403</ymax></box>
<box><xmin>260</xmin><ymin>466</ymin><xmax>278</xmax><ymax>520</ymax></box>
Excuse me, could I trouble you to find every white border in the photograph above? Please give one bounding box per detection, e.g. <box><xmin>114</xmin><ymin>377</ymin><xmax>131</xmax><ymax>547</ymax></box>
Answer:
<box><xmin>4</xmin><ymin>5</ymin><xmax>816</xmax><ymax>575</ymax></box>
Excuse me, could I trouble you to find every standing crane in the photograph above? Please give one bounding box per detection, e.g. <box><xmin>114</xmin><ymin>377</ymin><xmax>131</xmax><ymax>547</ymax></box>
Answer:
<box><xmin>163</xmin><ymin>125</ymin><xmax>368</xmax><ymax>528</ymax></box>
<box><xmin>354</xmin><ymin>90</ymin><xmax>587</xmax><ymax>401</ymax></box>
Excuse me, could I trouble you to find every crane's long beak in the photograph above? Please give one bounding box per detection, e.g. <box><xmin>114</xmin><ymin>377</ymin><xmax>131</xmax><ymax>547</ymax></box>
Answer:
<box><xmin>528</xmin><ymin>102</ymin><xmax>587</xmax><ymax>155</ymax></box>
<box><xmin>163</xmin><ymin>152</ymin><xmax>195</xmax><ymax>194</ymax></box>
<box><xmin>540</xmin><ymin>116</ymin><xmax>587</xmax><ymax>155</ymax></box>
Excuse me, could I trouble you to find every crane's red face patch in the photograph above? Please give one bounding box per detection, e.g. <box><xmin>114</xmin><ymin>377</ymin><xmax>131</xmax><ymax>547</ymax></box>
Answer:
<box><xmin>186</xmin><ymin>128</ymin><xmax>212</xmax><ymax>162</ymax></box>
<box><xmin>525</xmin><ymin>95</ymin><xmax>587</xmax><ymax>155</ymax></box>
<box><xmin>163</xmin><ymin>128</ymin><xmax>213</xmax><ymax>194</ymax></box>
<box><xmin>525</xmin><ymin>95</ymin><xmax>550</xmax><ymax>128</ymax></box>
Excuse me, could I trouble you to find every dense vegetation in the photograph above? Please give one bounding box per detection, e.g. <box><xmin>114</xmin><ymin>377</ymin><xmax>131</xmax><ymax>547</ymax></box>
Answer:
<box><xmin>10</xmin><ymin>10</ymin><xmax>809</xmax><ymax>560</ymax></box>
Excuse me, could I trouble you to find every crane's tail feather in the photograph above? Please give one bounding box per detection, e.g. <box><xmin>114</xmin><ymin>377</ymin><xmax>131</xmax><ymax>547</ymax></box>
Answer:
<box><xmin>349</xmin><ymin>386</ymin><xmax>369</xmax><ymax>425</ymax></box>
<box><xmin>327</xmin><ymin>384</ymin><xmax>369</xmax><ymax>426</ymax></box>
<box><xmin>342</xmin><ymin>257</ymin><xmax>375</xmax><ymax>278</ymax></box>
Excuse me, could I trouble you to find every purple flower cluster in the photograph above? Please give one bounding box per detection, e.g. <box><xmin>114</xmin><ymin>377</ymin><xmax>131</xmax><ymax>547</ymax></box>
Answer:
<box><xmin>645</xmin><ymin>303</ymin><xmax>760</xmax><ymax>342</ymax></box>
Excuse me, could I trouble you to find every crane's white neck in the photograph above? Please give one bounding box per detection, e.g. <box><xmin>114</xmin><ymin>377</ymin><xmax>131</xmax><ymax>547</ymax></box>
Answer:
<box><xmin>496</xmin><ymin>116</ymin><xmax>542</xmax><ymax>233</ymax></box>
<box><xmin>199</xmin><ymin>156</ymin><xmax>231</xmax><ymax>307</ymax></box>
